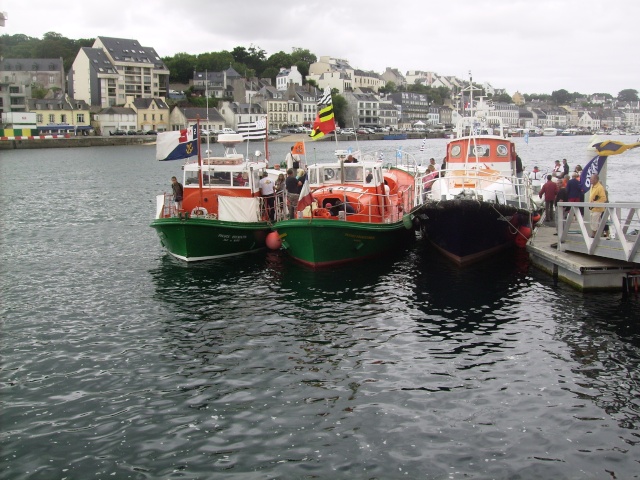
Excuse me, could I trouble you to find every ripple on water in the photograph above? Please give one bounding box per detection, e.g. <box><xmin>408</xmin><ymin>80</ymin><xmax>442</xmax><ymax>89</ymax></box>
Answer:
<box><xmin>1</xmin><ymin>144</ymin><xmax>639</xmax><ymax>479</ymax></box>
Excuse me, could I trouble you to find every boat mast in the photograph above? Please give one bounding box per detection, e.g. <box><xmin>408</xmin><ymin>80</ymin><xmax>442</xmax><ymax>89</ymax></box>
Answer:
<box><xmin>197</xmin><ymin>116</ymin><xmax>203</xmax><ymax>206</ymax></box>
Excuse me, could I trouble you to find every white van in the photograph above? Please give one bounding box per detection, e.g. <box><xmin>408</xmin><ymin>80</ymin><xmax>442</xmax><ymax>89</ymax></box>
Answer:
<box><xmin>221</xmin><ymin>128</ymin><xmax>236</xmax><ymax>134</ymax></box>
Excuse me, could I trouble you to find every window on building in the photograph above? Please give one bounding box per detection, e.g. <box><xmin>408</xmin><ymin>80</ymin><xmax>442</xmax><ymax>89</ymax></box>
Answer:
<box><xmin>77</xmin><ymin>114</ymin><xmax>85</xmax><ymax>123</ymax></box>
<box><xmin>61</xmin><ymin>114</ymin><xmax>67</xmax><ymax>123</ymax></box>
<box><xmin>49</xmin><ymin>114</ymin><xmax>55</xmax><ymax>123</ymax></box>
<box><xmin>37</xmin><ymin>114</ymin><xmax>43</xmax><ymax>123</ymax></box>
<box><xmin>152</xmin><ymin>114</ymin><xmax>155</xmax><ymax>121</ymax></box>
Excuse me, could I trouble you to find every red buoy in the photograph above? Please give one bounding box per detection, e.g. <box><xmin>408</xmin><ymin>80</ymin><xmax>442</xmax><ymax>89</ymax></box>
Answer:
<box><xmin>532</xmin><ymin>213</ymin><xmax>541</xmax><ymax>225</ymax></box>
<box><xmin>266</xmin><ymin>231</ymin><xmax>282</xmax><ymax>250</ymax></box>
<box><xmin>515</xmin><ymin>226</ymin><xmax>532</xmax><ymax>248</ymax></box>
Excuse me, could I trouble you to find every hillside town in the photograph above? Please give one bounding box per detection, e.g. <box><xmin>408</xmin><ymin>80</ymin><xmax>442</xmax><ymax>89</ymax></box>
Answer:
<box><xmin>1</xmin><ymin>35</ymin><xmax>639</xmax><ymax>137</ymax></box>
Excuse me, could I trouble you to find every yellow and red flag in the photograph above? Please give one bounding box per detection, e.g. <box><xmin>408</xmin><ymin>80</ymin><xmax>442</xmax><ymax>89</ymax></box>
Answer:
<box><xmin>310</xmin><ymin>88</ymin><xmax>336</xmax><ymax>140</ymax></box>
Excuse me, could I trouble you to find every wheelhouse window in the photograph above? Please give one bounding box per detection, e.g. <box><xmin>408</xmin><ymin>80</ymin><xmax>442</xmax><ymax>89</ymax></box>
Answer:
<box><xmin>470</xmin><ymin>145</ymin><xmax>490</xmax><ymax>157</ymax></box>
<box><xmin>344</xmin><ymin>165</ymin><xmax>363</xmax><ymax>182</ymax></box>
<box><xmin>322</xmin><ymin>166</ymin><xmax>341</xmax><ymax>182</ymax></box>
<box><xmin>185</xmin><ymin>170</ymin><xmax>199</xmax><ymax>185</ymax></box>
<box><xmin>203</xmin><ymin>171</ymin><xmax>232</xmax><ymax>186</ymax></box>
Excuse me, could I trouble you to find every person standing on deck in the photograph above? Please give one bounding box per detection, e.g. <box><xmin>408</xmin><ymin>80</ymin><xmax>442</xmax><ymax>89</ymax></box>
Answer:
<box><xmin>171</xmin><ymin>176</ymin><xmax>183</xmax><ymax>215</ymax></box>
<box><xmin>539</xmin><ymin>175</ymin><xmax>558</xmax><ymax>222</ymax></box>
<box><xmin>529</xmin><ymin>166</ymin><xmax>543</xmax><ymax>194</ymax></box>
<box><xmin>566</xmin><ymin>171</ymin><xmax>582</xmax><ymax>215</ymax></box>
<box><xmin>562</xmin><ymin>158</ymin><xmax>570</xmax><ymax>178</ymax></box>
<box><xmin>515</xmin><ymin>154</ymin><xmax>524</xmax><ymax>196</ymax></box>
<box><xmin>259</xmin><ymin>172</ymin><xmax>276</xmax><ymax>221</ymax></box>
<box><xmin>285</xmin><ymin>168</ymin><xmax>301</xmax><ymax>219</ymax></box>
<box><xmin>285</xmin><ymin>146</ymin><xmax>300</xmax><ymax>176</ymax></box>
<box><xmin>555</xmin><ymin>176</ymin><xmax>569</xmax><ymax>219</ymax></box>
<box><xmin>588</xmin><ymin>173</ymin><xmax>607</xmax><ymax>237</ymax></box>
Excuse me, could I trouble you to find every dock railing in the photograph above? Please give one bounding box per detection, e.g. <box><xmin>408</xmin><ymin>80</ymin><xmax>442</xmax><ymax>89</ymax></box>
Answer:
<box><xmin>556</xmin><ymin>202</ymin><xmax>640</xmax><ymax>263</ymax></box>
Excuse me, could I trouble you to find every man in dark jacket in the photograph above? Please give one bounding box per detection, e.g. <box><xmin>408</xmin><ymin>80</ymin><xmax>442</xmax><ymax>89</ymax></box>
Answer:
<box><xmin>171</xmin><ymin>176</ymin><xmax>183</xmax><ymax>215</ymax></box>
<box><xmin>566</xmin><ymin>171</ymin><xmax>583</xmax><ymax>215</ymax></box>
<box><xmin>285</xmin><ymin>168</ymin><xmax>301</xmax><ymax>218</ymax></box>
<box><xmin>539</xmin><ymin>175</ymin><xmax>559</xmax><ymax>222</ymax></box>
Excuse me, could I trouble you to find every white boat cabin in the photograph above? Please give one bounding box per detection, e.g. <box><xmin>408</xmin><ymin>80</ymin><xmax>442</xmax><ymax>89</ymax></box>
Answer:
<box><xmin>305</xmin><ymin>150</ymin><xmax>385</xmax><ymax>189</ymax></box>
<box><xmin>182</xmin><ymin>134</ymin><xmax>267</xmax><ymax>194</ymax></box>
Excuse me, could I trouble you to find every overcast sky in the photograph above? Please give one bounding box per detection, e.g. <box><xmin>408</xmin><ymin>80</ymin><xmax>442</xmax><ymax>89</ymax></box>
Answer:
<box><xmin>2</xmin><ymin>0</ymin><xmax>638</xmax><ymax>96</ymax></box>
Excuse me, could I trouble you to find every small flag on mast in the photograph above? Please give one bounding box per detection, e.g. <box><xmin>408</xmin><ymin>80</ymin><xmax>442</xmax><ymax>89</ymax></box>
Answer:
<box><xmin>297</xmin><ymin>178</ymin><xmax>314</xmax><ymax>212</ymax></box>
<box><xmin>292</xmin><ymin>141</ymin><xmax>305</xmax><ymax>155</ymax></box>
<box><xmin>156</xmin><ymin>125</ymin><xmax>198</xmax><ymax>161</ymax></box>
<box><xmin>236</xmin><ymin>117</ymin><xmax>267</xmax><ymax>140</ymax></box>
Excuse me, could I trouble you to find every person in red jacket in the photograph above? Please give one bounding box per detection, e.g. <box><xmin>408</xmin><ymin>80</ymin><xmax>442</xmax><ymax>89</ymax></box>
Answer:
<box><xmin>539</xmin><ymin>175</ymin><xmax>559</xmax><ymax>222</ymax></box>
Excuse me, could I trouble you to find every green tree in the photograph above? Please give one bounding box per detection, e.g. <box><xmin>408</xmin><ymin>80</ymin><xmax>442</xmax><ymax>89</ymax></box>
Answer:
<box><xmin>494</xmin><ymin>93</ymin><xmax>513</xmax><ymax>103</ymax></box>
<box><xmin>435</xmin><ymin>85</ymin><xmax>451</xmax><ymax>105</ymax></box>
<box><xmin>290</xmin><ymin>47</ymin><xmax>316</xmax><ymax>65</ymax></box>
<box><xmin>163</xmin><ymin>52</ymin><xmax>197</xmax><ymax>84</ymax></box>
<box><xmin>31</xmin><ymin>84</ymin><xmax>48</xmax><ymax>99</ymax></box>
<box><xmin>195</xmin><ymin>51</ymin><xmax>235</xmax><ymax>73</ymax></box>
<box><xmin>551</xmin><ymin>89</ymin><xmax>571</xmax><ymax>105</ymax></box>
<box><xmin>331</xmin><ymin>91</ymin><xmax>348</xmax><ymax>129</ymax></box>
<box><xmin>617</xmin><ymin>89</ymin><xmax>639</xmax><ymax>102</ymax></box>
<box><xmin>232</xmin><ymin>45</ymin><xmax>266</xmax><ymax>73</ymax></box>
<box><xmin>265</xmin><ymin>50</ymin><xmax>293</xmax><ymax>71</ymax></box>
<box><xmin>261</xmin><ymin>66</ymin><xmax>280</xmax><ymax>83</ymax></box>
<box><xmin>380</xmin><ymin>81</ymin><xmax>397</xmax><ymax>94</ymax></box>
<box><xmin>290</xmin><ymin>48</ymin><xmax>316</xmax><ymax>77</ymax></box>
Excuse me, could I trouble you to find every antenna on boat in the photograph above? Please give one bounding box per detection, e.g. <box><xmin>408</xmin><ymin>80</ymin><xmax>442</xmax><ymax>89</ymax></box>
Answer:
<box><xmin>469</xmin><ymin>70</ymin><xmax>473</xmax><ymax>117</ymax></box>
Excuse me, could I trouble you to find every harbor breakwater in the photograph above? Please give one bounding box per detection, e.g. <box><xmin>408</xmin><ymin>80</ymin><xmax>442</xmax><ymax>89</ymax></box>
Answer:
<box><xmin>0</xmin><ymin>131</ymin><xmax>446</xmax><ymax>149</ymax></box>
<box><xmin>0</xmin><ymin>136</ymin><xmax>156</xmax><ymax>150</ymax></box>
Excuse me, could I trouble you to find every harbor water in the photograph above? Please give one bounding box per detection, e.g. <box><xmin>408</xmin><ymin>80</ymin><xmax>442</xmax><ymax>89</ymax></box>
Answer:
<box><xmin>1</xmin><ymin>136</ymin><xmax>639</xmax><ymax>479</ymax></box>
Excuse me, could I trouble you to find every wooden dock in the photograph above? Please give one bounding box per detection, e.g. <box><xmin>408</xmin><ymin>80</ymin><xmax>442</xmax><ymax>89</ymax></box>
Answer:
<box><xmin>527</xmin><ymin>221</ymin><xmax>639</xmax><ymax>291</ymax></box>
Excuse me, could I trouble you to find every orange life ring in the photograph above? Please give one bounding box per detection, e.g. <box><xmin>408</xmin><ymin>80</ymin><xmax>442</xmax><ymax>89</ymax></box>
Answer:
<box><xmin>313</xmin><ymin>208</ymin><xmax>331</xmax><ymax>218</ymax></box>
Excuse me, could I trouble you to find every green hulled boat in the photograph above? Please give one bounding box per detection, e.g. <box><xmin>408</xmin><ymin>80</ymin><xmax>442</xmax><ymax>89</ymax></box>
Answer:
<box><xmin>274</xmin><ymin>150</ymin><xmax>422</xmax><ymax>268</ymax></box>
<box><xmin>276</xmin><ymin>215</ymin><xmax>416</xmax><ymax>268</ymax></box>
<box><xmin>152</xmin><ymin>216</ymin><xmax>271</xmax><ymax>262</ymax></box>
<box><xmin>151</xmin><ymin>133</ymin><xmax>286</xmax><ymax>262</ymax></box>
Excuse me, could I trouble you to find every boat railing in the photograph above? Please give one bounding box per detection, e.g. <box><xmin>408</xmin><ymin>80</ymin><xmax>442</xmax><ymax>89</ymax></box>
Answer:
<box><xmin>556</xmin><ymin>202</ymin><xmax>640</xmax><ymax>263</ymax></box>
<box><xmin>311</xmin><ymin>186</ymin><xmax>413</xmax><ymax>224</ymax></box>
<box><xmin>425</xmin><ymin>168</ymin><xmax>533</xmax><ymax>210</ymax></box>
<box><xmin>155</xmin><ymin>190</ymin><xmax>287</xmax><ymax>222</ymax></box>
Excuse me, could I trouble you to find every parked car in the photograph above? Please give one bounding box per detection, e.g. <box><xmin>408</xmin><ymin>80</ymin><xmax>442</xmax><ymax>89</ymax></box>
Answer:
<box><xmin>136</xmin><ymin>130</ymin><xmax>145</xmax><ymax>135</ymax></box>
<box><xmin>127</xmin><ymin>130</ymin><xmax>137</xmax><ymax>135</ymax></box>
<box><xmin>220</xmin><ymin>128</ymin><xmax>236</xmax><ymax>134</ymax></box>
<box><xmin>145</xmin><ymin>130</ymin><xmax>157</xmax><ymax>135</ymax></box>
<box><xmin>200</xmin><ymin>129</ymin><xmax>212</xmax><ymax>136</ymax></box>
<box><xmin>112</xmin><ymin>129</ymin><xmax>127</xmax><ymax>136</ymax></box>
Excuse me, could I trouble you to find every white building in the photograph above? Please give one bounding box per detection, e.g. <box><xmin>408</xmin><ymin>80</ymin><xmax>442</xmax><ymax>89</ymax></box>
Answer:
<box><xmin>70</xmin><ymin>36</ymin><xmax>169</xmax><ymax>107</ymax></box>
<box><xmin>276</xmin><ymin>66</ymin><xmax>303</xmax><ymax>91</ymax></box>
